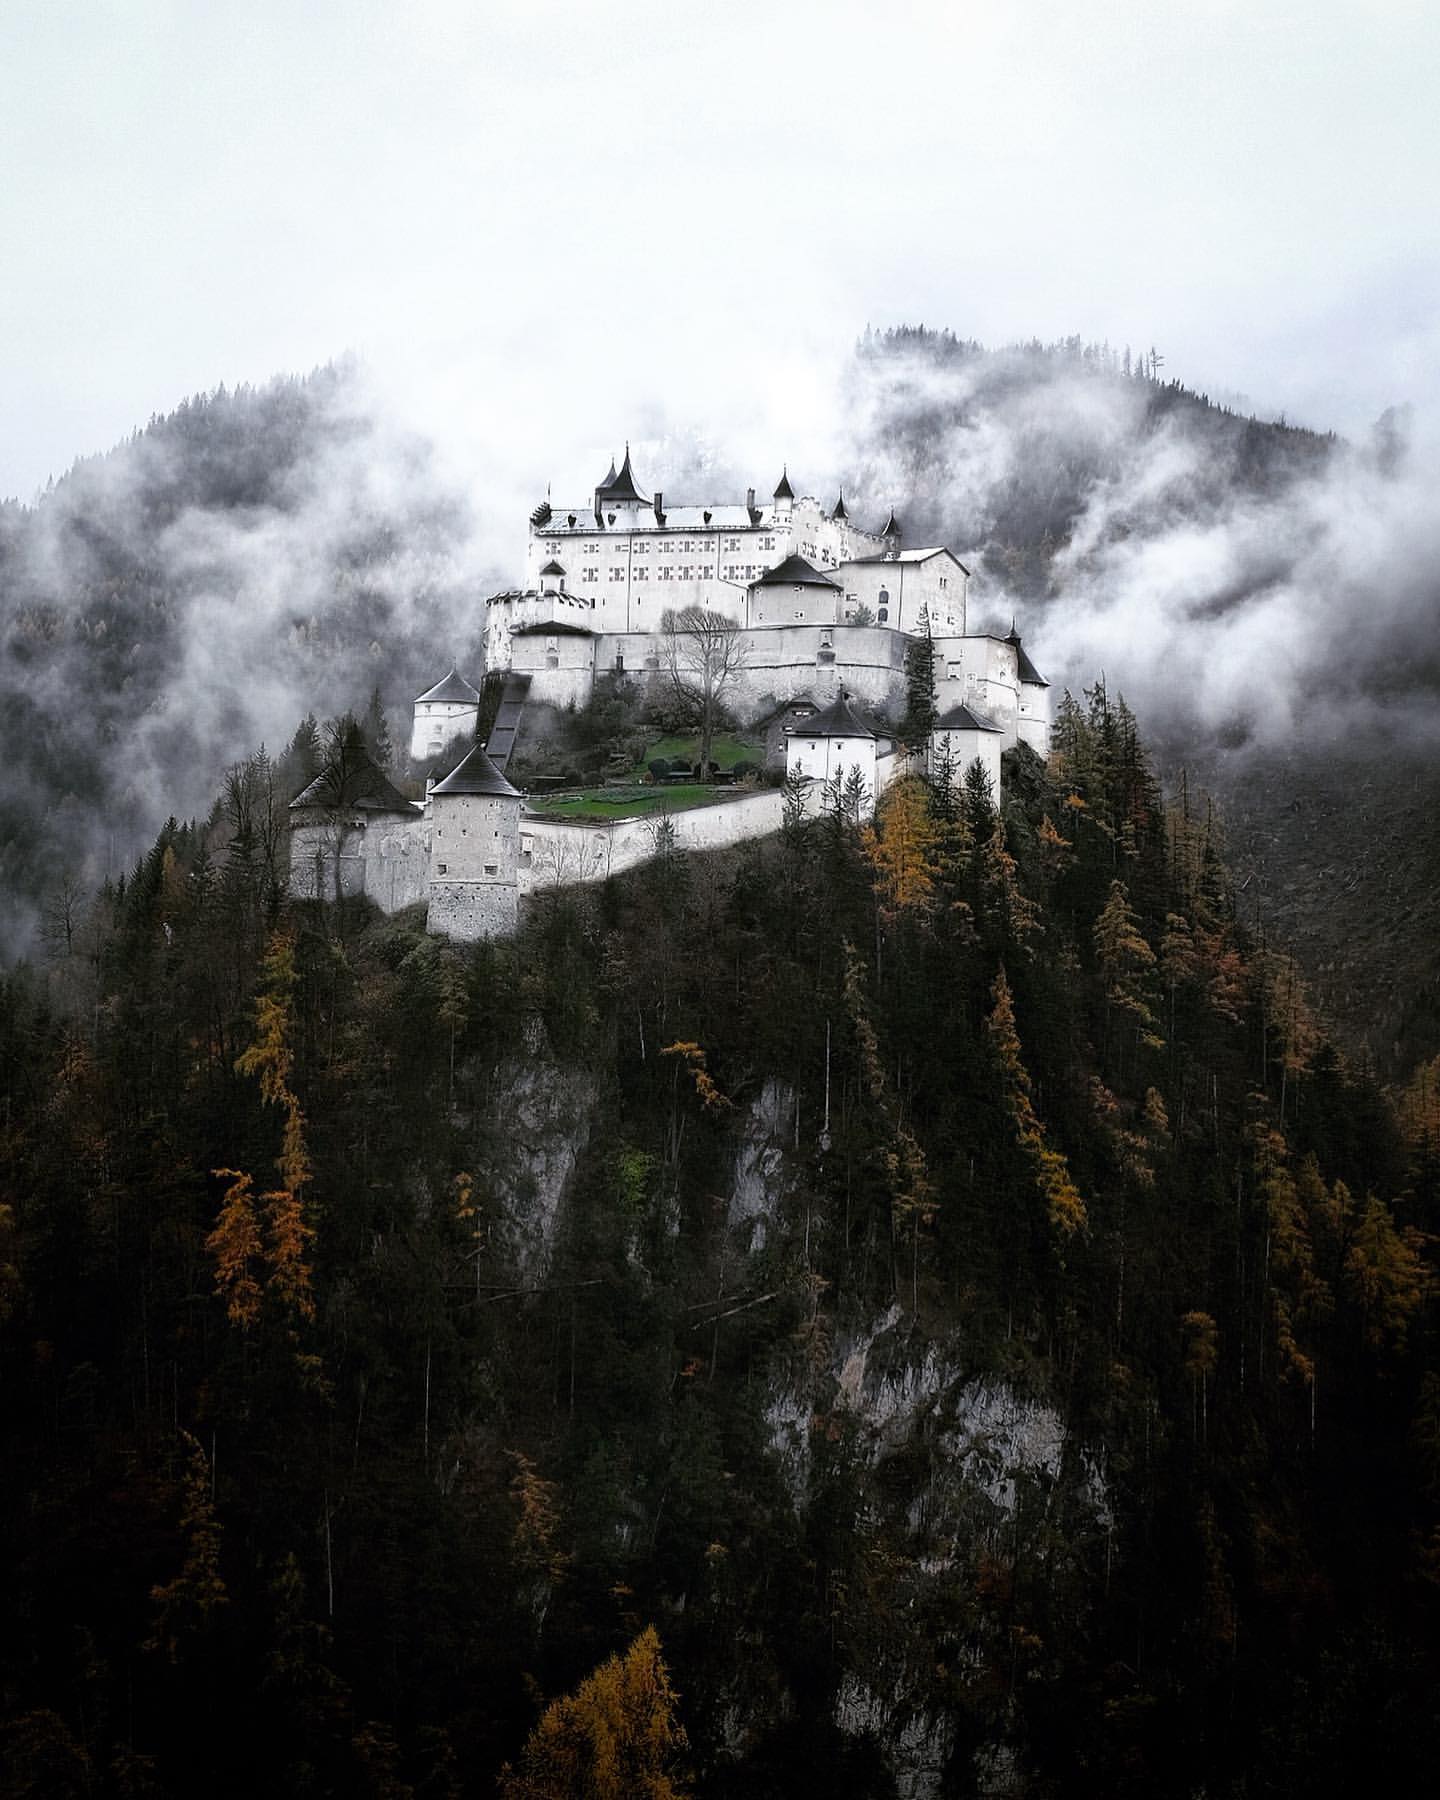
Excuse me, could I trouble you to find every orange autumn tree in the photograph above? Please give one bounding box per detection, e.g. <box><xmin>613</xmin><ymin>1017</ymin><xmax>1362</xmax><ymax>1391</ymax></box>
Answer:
<box><xmin>498</xmin><ymin>1626</ymin><xmax>690</xmax><ymax>1799</ymax></box>
<box><xmin>207</xmin><ymin>929</ymin><xmax>315</xmax><ymax>1328</ymax></box>
<box><xmin>861</xmin><ymin>774</ymin><xmax>938</xmax><ymax>922</ymax></box>
<box><xmin>987</xmin><ymin>967</ymin><xmax>1087</xmax><ymax>1237</ymax></box>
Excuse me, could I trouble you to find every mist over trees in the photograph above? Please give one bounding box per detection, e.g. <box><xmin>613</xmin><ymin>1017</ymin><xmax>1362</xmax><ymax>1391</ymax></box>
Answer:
<box><xmin>5</xmin><ymin>328</ymin><xmax>1440</xmax><ymax>1063</ymax></box>
<box><xmin>0</xmin><ymin>363</ymin><xmax>491</xmax><ymax>956</ymax></box>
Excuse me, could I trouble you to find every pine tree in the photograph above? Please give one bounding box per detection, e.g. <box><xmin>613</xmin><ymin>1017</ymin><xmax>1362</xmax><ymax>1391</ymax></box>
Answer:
<box><xmin>361</xmin><ymin>685</ymin><xmax>394</xmax><ymax>770</ymax></box>
<box><xmin>902</xmin><ymin>614</ymin><xmax>937</xmax><ymax>743</ymax></box>
<box><xmin>1094</xmin><ymin>878</ymin><xmax>1163</xmax><ymax>1052</ymax></box>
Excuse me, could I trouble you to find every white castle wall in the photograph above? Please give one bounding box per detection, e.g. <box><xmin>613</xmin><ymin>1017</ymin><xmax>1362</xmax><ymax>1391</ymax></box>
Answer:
<box><xmin>519</xmin><ymin>787</ymin><xmax>788</xmax><ymax>894</ymax></box>
<box><xmin>933</xmin><ymin>635</ymin><xmax>1021</xmax><ymax>747</ymax></box>
<box><xmin>525</xmin><ymin>489</ymin><xmax>890</xmax><ymax>636</ymax></box>
<box><xmin>289</xmin><ymin>809</ymin><xmax>430</xmax><ymax>909</ymax></box>
<box><xmin>839</xmin><ymin>556</ymin><xmax>965</xmax><ymax>636</ymax></box>
<box><xmin>1017</xmin><ymin>680</ymin><xmax>1052</xmax><ymax>756</ymax></box>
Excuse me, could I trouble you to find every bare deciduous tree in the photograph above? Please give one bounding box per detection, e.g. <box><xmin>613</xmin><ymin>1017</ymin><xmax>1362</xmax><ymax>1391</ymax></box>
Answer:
<box><xmin>659</xmin><ymin>606</ymin><xmax>748</xmax><ymax>781</ymax></box>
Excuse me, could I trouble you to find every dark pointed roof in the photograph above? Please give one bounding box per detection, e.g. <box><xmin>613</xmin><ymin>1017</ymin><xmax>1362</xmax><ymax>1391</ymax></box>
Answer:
<box><xmin>773</xmin><ymin>467</ymin><xmax>794</xmax><ymax>500</ymax></box>
<box><xmin>290</xmin><ymin>748</ymin><xmax>418</xmax><ymax>814</ymax></box>
<box><xmin>934</xmin><ymin>701</ymin><xmax>1004</xmax><ymax>734</ymax></box>
<box><xmin>804</xmin><ymin>692</ymin><xmax>885</xmax><ymax>739</ymax></box>
<box><xmin>1004</xmin><ymin>625</ymin><xmax>1049</xmax><ymax>687</ymax></box>
<box><xmin>831</xmin><ymin>491</ymin><xmax>848</xmax><ymax>520</ymax></box>
<box><xmin>415</xmin><ymin>667</ymin><xmax>480</xmax><ymax>706</ymax></box>
<box><xmin>754</xmin><ymin>553</ymin><xmax>840</xmax><ymax>589</ymax></box>
<box><xmin>597</xmin><ymin>445</ymin><xmax>647</xmax><ymax>504</ymax></box>
<box><xmin>430</xmin><ymin>744</ymin><xmax>520</xmax><ymax>798</ymax></box>
<box><xmin>598</xmin><ymin>456</ymin><xmax>617</xmax><ymax>487</ymax></box>
<box><xmin>881</xmin><ymin>509</ymin><xmax>901</xmax><ymax>537</ymax></box>
<box><xmin>539</xmin><ymin>559</ymin><xmax>566</xmax><ymax>577</ymax></box>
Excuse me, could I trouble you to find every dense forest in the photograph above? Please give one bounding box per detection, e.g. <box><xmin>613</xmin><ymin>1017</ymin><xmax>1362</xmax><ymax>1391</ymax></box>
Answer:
<box><xmin>3</xmin><ymin>689</ymin><xmax>1437</xmax><ymax>1795</ymax></box>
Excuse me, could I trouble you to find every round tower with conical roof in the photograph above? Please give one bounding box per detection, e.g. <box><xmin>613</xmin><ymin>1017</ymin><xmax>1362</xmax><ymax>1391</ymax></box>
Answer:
<box><xmin>426</xmin><ymin>746</ymin><xmax>523</xmax><ymax>940</ymax></box>
<box><xmin>411</xmin><ymin>667</ymin><xmax>481</xmax><ymax>762</ymax></box>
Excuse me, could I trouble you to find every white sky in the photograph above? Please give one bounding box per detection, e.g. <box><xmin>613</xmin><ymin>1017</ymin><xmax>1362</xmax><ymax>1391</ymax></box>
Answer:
<box><xmin>3</xmin><ymin>0</ymin><xmax>1438</xmax><ymax>502</ymax></box>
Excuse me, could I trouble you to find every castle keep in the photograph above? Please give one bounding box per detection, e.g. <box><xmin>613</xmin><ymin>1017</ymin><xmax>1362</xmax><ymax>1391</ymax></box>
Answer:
<box><xmin>290</xmin><ymin>448</ymin><xmax>1052</xmax><ymax>940</ymax></box>
<box><xmin>484</xmin><ymin>450</ymin><xmax>1049</xmax><ymax>750</ymax></box>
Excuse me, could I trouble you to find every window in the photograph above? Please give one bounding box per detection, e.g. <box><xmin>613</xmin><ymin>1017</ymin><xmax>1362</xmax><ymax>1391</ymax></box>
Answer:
<box><xmin>636</xmin><ymin>567</ymin><xmax>648</xmax><ymax>579</ymax></box>
<box><xmin>660</xmin><ymin>566</ymin><xmax>673</xmax><ymax>579</ymax></box>
<box><xmin>582</xmin><ymin>567</ymin><xmax>598</xmax><ymax>582</ymax></box>
<box><xmin>437</xmin><ymin>862</ymin><xmax>448</xmax><ymax>875</ymax></box>
<box><xmin>484</xmin><ymin>864</ymin><xmax>498</xmax><ymax>876</ymax></box>
<box><xmin>878</xmin><ymin>588</ymin><xmax>890</xmax><ymax>606</ymax></box>
<box><xmin>939</xmin><ymin>576</ymin><xmax>948</xmax><ymax>590</ymax></box>
<box><xmin>610</xmin><ymin>567</ymin><xmax>625</xmax><ymax>581</ymax></box>
<box><xmin>878</xmin><ymin>607</ymin><xmax>888</xmax><ymax>624</ymax></box>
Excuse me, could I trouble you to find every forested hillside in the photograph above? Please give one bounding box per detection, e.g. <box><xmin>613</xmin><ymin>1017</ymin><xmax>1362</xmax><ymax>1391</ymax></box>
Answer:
<box><xmin>839</xmin><ymin>329</ymin><xmax>1440</xmax><ymax>1071</ymax></box>
<box><xmin>3</xmin><ymin>696</ymin><xmax>1436</xmax><ymax>1795</ymax></box>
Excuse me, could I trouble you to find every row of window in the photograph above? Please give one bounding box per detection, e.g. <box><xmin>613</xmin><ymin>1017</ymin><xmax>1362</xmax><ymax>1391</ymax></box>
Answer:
<box><xmin>544</xmin><ymin>532</ymin><xmax>781</xmax><ymax>556</ymax></box>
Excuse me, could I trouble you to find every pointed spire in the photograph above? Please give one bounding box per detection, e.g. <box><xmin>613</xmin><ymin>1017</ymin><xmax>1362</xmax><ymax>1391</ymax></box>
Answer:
<box><xmin>832</xmin><ymin>490</ymin><xmax>848</xmax><ymax>521</ymax></box>
<box><xmin>773</xmin><ymin>466</ymin><xmax>794</xmax><ymax>500</ymax></box>
<box><xmin>881</xmin><ymin>508</ymin><xmax>901</xmax><ymax>537</ymax></box>
<box><xmin>599</xmin><ymin>443</ymin><xmax>646</xmax><ymax>503</ymax></box>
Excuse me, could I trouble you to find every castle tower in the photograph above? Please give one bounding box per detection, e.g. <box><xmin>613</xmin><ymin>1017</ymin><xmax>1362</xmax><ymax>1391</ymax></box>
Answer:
<box><xmin>772</xmin><ymin>466</ymin><xmax>794</xmax><ymax>523</ymax></box>
<box><xmin>411</xmin><ymin>667</ymin><xmax>481</xmax><ymax>762</ymax></box>
<box><xmin>1006</xmin><ymin>623</ymin><xmax>1053</xmax><ymax>757</ymax></box>
<box><xmin>593</xmin><ymin>444</ymin><xmax>648</xmax><ymax>531</ymax></box>
<box><xmin>880</xmin><ymin>509</ymin><xmax>902</xmax><ymax>559</ymax></box>
<box><xmin>427</xmin><ymin>746</ymin><xmax>523</xmax><ymax>940</ymax></box>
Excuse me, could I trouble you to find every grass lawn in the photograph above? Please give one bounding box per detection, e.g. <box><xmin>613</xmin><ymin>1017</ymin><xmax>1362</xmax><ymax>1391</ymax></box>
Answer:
<box><xmin>637</xmin><ymin>733</ymin><xmax>762</xmax><ymax>773</ymax></box>
<box><xmin>524</xmin><ymin>784</ymin><xmax>726</xmax><ymax>820</ymax></box>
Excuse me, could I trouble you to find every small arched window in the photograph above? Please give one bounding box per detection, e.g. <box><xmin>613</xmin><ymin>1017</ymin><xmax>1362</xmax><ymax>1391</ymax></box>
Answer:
<box><xmin>878</xmin><ymin>587</ymin><xmax>890</xmax><ymax>606</ymax></box>
<box><xmin>877</xmin><ymin>607</ymin><xmax>889</xmax><ymax>624</ymax></box>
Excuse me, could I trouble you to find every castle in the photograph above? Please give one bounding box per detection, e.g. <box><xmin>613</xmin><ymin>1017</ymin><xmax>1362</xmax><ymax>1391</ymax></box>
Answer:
<box><xmin>292</xmin><ymin>450</ymin><xmax>1051</xmax><ymax>940</ymax></box>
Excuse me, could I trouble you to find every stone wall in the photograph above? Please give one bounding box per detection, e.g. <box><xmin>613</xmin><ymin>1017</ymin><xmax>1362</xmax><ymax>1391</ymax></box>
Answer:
<box><xmin>427</xmin><ymin>879</ymin><xmax>520</xmax><ymax>941</ymax></box>
<box><xmin>289</xmin><ymin>810</ymin><xmax>430</xmax><ymax>909</ymax></box>
<box><xmin>519</xmin><ymin>787</ymin><xmax>788</xmax><ymax>896</ymax></box>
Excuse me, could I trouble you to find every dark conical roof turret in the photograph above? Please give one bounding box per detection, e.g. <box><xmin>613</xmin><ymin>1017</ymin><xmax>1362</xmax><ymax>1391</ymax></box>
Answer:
<box><xmin>831</xmin><ymin>491</ymin><xmax>848</xmax><ymax>520</ymax></box>
<box><xmin>430</xmin><ymin>744</ymin><xmax>520</xmax><ymax>798</ymax></box>
<box><xmin>598</xmin><ymin>444</ymin><xmax>646</xmax><ymax>504</ymax></box>
<box><xmin>1004</xmin><ymin>622</ymin><xmax>1049</xmax><ymax>687</ymax></box>
<box><xmin>773</xmin><ymin>467</ymin><xmax>794</xmax><ymax>500</ymax></box>
<box><xmin>881</xmin><ymin>508</ymin><xmax>901</xmax><ymax>537</ymax></box>
<box><xmin>416</xmin><ymin>666</ymin><xmax>480</xmax><ymax>705</ymax></box>
<box><xmin>804</xmin><ymin>691</ymin><xmax>883</xmax><ymax>739</ymax></box>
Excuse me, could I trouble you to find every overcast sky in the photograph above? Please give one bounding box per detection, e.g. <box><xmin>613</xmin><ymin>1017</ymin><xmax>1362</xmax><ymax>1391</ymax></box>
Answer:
<box><xmin>3</xmin><ymin>0</ymin><xmax>1437</xmax><ymax>503</ymax></box>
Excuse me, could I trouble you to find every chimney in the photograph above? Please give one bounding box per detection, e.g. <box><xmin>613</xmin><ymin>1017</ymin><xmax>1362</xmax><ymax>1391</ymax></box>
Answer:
<box><xmin>653</xmin><ymin>490</ymin><xmax>664</xmax><ymax>525</ymax></box>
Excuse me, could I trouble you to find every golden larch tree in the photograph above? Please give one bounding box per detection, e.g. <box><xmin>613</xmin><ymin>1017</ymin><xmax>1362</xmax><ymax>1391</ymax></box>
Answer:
<box><xmin>498</xmin><ymin>1625</ymin><xmax>690</xmax><ymax>1799</ymax></box>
